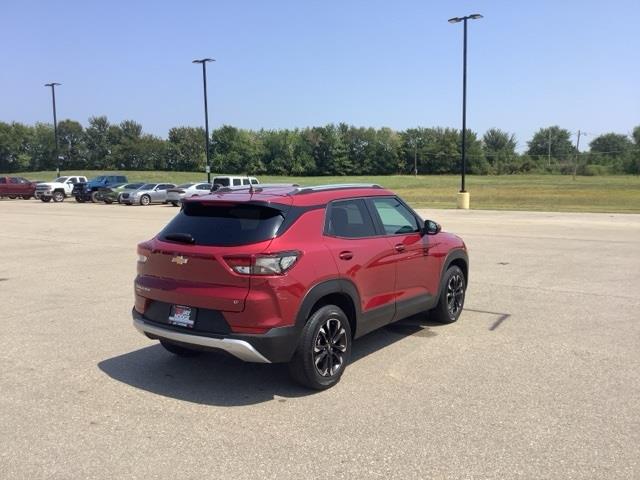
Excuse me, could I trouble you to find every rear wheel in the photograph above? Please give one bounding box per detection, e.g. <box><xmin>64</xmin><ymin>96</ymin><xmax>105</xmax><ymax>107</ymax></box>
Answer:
<box><xmin>90</xmin><ymin>191</ymin><xmax>100</xmax><ymax>203</ymax></box>
<box><xmin>41</xmin><ymin>197</ymin><xmax>52</xmax><ymax>203</ymax></box>
<box><xmin>140</xmin><ymin>194</ymin><xmax>151</xmax><ymax>206</ymax></box>
<box><xmin>8</xmin><ymin>195</ymin><xmax>16</xmax><ymax>199</ymax></box>
<box><xmin>52</xmin><ymin>191</ymin><xmax>64</xmax><ymax>203</ymax></box>
<box><xmin>288</xmin><ymin>305</ymin><xmax>352</xmax><ymax>390</ymax></box>
<box><xmin>75</xmin><ymin>196</ymin><xmax>85</xmax><ymax>203</ymax></box>
<box><xmin>104</xmin><ymin>198</ymin><xmax>113</xmax><ymax>204</ymax></box>
<box><xmin>430</xmin><ymin>265</ymin><xmax>466</xmax><ymax>324</ymax></box>
<box><xmin>160</xmin><ymin>340</ymin><xmax>201</xmax><ymax>357</ymax></box>
<box><xmin>171</xmin><ymin>201</ymin><xmax>179</xmax><ymax>207</ymax></box>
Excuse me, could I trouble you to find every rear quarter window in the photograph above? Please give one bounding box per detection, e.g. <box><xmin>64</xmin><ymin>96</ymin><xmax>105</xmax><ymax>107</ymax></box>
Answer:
<box><xmin>159</xmin><ymin>202</ymin><xmax>287</xmax><ymax>246</ymax></box>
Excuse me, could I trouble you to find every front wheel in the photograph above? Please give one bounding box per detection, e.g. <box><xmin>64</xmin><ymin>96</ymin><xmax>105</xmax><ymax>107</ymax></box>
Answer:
<box><xmin>288</xmin><ymin>305</ymin><xmax>352</xmax><ymax>390</ymax></box>
<box><xmin>90</xmin><ymin>191</ymin><xmax>100</xmax><ymax>203</ymax></box>
<box><xmin>430</xmin><ymin>265</ymin><xmax>466</xmax><ymax>324</ymax></box>
<box><xmin>140</xmin><ymin>194</ymin><xmax>151</xmax><ymax>206</ymax></box>
<box><xmin>52</xmin><ymin>191</ymin><xmax>65</xmax><ymax>203</ymax></box>
<box><xmin>41</xmin><ymin>197</ymin><xmax>52</xmax><ymax>203</ymax></box>
<box><xmin>75</xmin><ymin>196</ymin><xmax>85</xmax><ymax>203</ymax></box>
<box><xmin>104</xmin><ymin>198</ymin><xmax>113</xmax><ymax>204</ymax></box>
<box><xmin>171</xmin><ymin>201</ymin><xmax>179</xmax><ymax>207</ymax></box>
<box><xmin>160</xmin><ymin>340</ymin><xmax>201</xmax><ymax>357</ymax></box>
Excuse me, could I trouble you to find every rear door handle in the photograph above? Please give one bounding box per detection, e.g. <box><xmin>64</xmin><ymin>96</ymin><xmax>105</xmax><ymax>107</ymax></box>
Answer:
<box><xmin>339</xmin><ymin>251</ymin><xmax>353</xmax><ymax>260</ymax></box>
<box><xmin>394</xmin><ymin>244</ymin><xmax>406</xmax><ymax>252</ymax></box>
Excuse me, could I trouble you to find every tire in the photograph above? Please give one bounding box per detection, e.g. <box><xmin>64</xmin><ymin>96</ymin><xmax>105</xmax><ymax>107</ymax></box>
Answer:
<box><xmin>8</xmin><ymin>195</ymin><xmax>16</xmax><ymax>199</ymax></box>
<box><xmin>21</xmin><ymin>195</ymin><xmax>32</xmax><ymax>200</ymax></box>
<box><xmin>90</xmin><ymin>191</ymin><xmax>100</xmax><ymax>203</ymax></box>
<box><xmin>160</xmin><ymin>339</ymin><xmax>201</xmax><ymax>357</ymax></box>
<box><xmin>104</xmin><ymin>198</ymin><xmax>113</xmax><ymax>204</ymax></box>
<box><xmin>430</xmin><ymin>265</ymin><xmax>466</xmax><ymax>324</ymax></box>
<box><xmin>140</xmin><ymin>194</ymin><xmax>151</xmax><ymax>206</ymax></box>
<box><xmin>75</xmin><ymin>196</ymin><xmax>85</xmax><ymax>203</ymax></box>
<box><xmin>171</xmin><ymin>201</ymin><xmax>179</xmax><ymax>207</ymax></box>
<box><xmin>288</xmin><ymin>305</ymin><xmax>352</xmax><ymax>390</ymax></box>
<box><xmin>41</xmin><ymin>197</ymin><xmax>52</xmax><ymax>203</ymax></box>
<box><xmin>52</xmin><ymin>191</ymin><xmax>65</xmax><ymax>203</ymax></box>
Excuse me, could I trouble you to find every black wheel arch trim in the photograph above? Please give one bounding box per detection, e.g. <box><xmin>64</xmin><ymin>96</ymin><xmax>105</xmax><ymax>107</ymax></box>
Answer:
<box><xmin>436</xmin><ymin>248</ymin><xmax>469</xmax><ymax>301</ymax></box>
<box><xmin>294</xmin><ymin>278</ymin><xmax>362</xmax><ymax>331</ymax></box>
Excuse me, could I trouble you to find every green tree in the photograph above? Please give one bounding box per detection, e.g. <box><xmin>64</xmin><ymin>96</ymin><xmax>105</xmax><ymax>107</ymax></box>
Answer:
<box><xmin>167</xmin><ymin>127</ymin><xmax>205</xmax><ymax>171</ymax></box>
<box><xmin>483</xmin><ymin>128</ymin><xmax>517</xmax><ymax>174</ymax></box>
<box><xmin>84</xmin><ymin>116</ymin><xmax>114</xmax><ymax>169</ymax></box>
<box><xmin>57</xmin><ymin>120</ymin><xmax>87</xmax><ymax>169</ymax></box>
<box><xmin>527</xmin><ymin>126</ymin><xmax>575</xmax><ymax>166</ymax></box>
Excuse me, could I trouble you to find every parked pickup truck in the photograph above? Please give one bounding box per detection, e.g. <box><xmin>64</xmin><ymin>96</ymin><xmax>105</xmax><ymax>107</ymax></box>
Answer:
<box><xmin>73</xmin><ymin>175</ymin><xmax>128</xmax><ymax>203</ymax></box>
<box><xmin>0</xmin><ymin>176</ymin><xmax>37</xmax><ymax>199</ymax></box>
<box><xmin>35</xmin><ymin>176</ymin><xmax>88</xmax><ymax>202</ymax></box>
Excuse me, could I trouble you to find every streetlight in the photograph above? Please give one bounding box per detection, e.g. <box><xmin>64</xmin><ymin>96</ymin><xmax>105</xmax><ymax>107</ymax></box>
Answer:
<box><xmin>44</xmin><ymin>82</ymin><xmax>62</xmax><ymax>177</ymax></box>
<box><xmin>192</xmin><ymin>58</ymin><xmax>215</xmax><ymax>183</ymax></box>
<box><xmin>448</xmin><ymin>13</ymin><xmax>482</xmax><ymax>209</ymax></box>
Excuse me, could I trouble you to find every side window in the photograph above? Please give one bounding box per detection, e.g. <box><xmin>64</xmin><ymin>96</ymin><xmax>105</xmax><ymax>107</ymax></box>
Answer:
<box><xmin>197</xmin><ymin>184</ymin><xmax>211</xmax><ymax>190</ymax></box>
<box><xmin>0</xmin><ymin>178</ymin><xmax>6</xmax><ymax>184</ymax></box>
<box><xmin>69</xmin><ymin>178</ymin><xmax>77</xmax><ymax>184</ymax></box>
<box><xmin>326</xmin><ymin>199</ymin><xmax>377</xmax><ymax>238</ymax></box>
<box><xmin>213</xmin><ymin>177</ymin><xmax>230</xmax><ymax>187</ymax></box>
<box><xmin>9</xmin><ymin>177</ymin><xmax>19</xmax><ymax>184</ymax></box>
<box><xmin>371</xmin><ymin>197</ymin><xmax>420</xmax><ymax>235</ymax></box>
<box><xmin>242</xmin><ymin>179</ymin><xmax>250</xmax><ymax>185</ymax></box>
<box><xmin>233</xmin><ymin>179</ymin><xmax>242</xmax><ymax>186</ymax></box>
<box><xmin>250</xmin><ymin>178</ymin><xmax>259</xmax><ymax>185</ymax></box>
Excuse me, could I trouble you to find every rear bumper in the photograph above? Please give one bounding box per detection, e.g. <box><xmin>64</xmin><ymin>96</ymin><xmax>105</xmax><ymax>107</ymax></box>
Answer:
<box><xmin>132</xmin><ymin>308</ymin><xmax>300</xmax><ymax>363</ymax></box>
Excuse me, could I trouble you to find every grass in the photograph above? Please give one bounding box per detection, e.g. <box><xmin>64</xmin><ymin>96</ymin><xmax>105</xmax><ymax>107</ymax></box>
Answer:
<box><xmin>11</xmin><ymin>170</ymin><xmax>640</xmax><ymax>213</ymax></box>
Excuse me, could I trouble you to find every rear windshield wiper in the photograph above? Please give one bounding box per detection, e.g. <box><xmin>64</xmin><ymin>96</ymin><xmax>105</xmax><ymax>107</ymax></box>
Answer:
<box><xmin>164</xmin><ymin>233</ymin><xmax>195</xmax><ymax>244</ymax></box>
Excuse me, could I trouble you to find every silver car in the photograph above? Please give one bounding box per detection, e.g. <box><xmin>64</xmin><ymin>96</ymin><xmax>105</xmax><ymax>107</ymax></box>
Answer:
<box><xmin>121</xmin><ymin>183</ymin><xmax>176</xmax><ymax>206</ymax></box>
<box><xmin>167</xmin><ymin>182</ymin><xmax>212</xmax><ymax>206</ymax></box>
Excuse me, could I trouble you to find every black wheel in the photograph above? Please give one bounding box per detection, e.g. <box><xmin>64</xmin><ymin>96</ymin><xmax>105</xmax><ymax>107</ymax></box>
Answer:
<box><xmin>21</xmin><ymin>195</ymin><xmax>32</xmax><ymax>200</ymax></box>
<box><xmin>90</xmin><ymin>191</ymin><xmax>100</xmax><ymax>203</ymax></box>
<box><xmin>75</xmin><ymin>196</ymin><xmax>85</xmax><ymax>203</ymax></box>
<box><xmin>140</xmin><ymin>194</ymin><xmax>151</xmax><ymax>206</ymax></box>
<box><xmin>171</xmin><ymin>201</ymin><xmax>179</xmax><ymax>207</ymax></box>
<box><xmin>41</xmin><ymin>197</ymin><xmax>52</xmax><ymax>203</ymax></box>
<box><xmin>8</xmin><ymin>195</ymin><xmax>16</xmax><ymax>199</ymax></box>
<box><xmin>52</xmin><ymin>191</ymin><xmax>64</xmax><ymax>203</ymax></box>
<box><xmin>288</xmin><ymin>305</ymin><xmax>352</xmax><ymax>390</ymax></box>
<box><xmin>104</xmin><ymin>198</ymin><xmax>113</xmax><ymax>204</ymax></box>
<box><xmin>160</xmin><ymin>339</ymin><xmax>201</xmax><ymax>357</ymax></box>
<box><xmin>431</xmin><ymin>265</ymin><xmax>466</xmax><ymax>324</ymax></box>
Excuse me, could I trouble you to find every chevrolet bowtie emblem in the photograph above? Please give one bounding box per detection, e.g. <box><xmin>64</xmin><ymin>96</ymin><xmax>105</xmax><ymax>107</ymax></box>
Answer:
<box><xmin>171</xmin><ymin>256</ymin><xmax>189</xmax><ymax>265</ymax></box>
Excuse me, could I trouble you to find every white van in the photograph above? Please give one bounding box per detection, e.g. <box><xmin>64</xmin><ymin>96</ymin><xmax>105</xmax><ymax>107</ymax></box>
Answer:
<box><xmin>212</xmin><ymin>176</ymin><xmax>259</xmax><ymax>189</ymax></box>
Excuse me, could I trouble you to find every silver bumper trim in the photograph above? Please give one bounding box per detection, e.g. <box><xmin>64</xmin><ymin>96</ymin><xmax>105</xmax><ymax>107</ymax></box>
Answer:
<box><xmin>133</xmin><ymin>318</ymin><xmax>270</xmax><ymax>363</ymax></box>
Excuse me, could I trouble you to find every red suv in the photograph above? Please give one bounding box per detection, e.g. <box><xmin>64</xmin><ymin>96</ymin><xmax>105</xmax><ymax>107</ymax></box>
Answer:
<box><xmin>133</xmin><ymin>184</ymin><xmax>468</xmax><ymax>389</ymax></box>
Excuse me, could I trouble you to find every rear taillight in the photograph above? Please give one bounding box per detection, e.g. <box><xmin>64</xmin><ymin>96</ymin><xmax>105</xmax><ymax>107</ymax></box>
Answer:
<box><xmin>137</xmin><ymin>243</ymin><xmax>151</xmax><ymax>263</ymax></box>
<box><xmin>224</xmin><ymin>251</ymin><xmax>300</xmax><ymax>276</ymax></box>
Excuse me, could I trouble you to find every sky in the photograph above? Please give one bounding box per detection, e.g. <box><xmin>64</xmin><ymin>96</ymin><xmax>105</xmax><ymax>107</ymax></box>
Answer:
<box><xmin>1</xmin><ymin>0</ymin><xmax>638</xmax><ymax>152</ymax></box>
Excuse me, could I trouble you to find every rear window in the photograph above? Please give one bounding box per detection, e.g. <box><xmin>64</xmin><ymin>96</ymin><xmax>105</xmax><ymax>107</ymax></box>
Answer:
<box><xmin>159</xmin><ymin>202</ymin><xmax>286</xmax><ymax>246</ymax></box>
<box><xmin>213</xmin><ymin>177</ymin><xmax>230</xmax><ymax>187</ymax></box>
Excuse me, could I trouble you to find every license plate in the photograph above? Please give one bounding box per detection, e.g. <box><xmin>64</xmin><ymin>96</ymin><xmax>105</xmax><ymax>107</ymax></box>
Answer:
<box><xmin>169</xmin><ymin>305</ymin><xmax>196</xmax><ymax>328</ymax></box>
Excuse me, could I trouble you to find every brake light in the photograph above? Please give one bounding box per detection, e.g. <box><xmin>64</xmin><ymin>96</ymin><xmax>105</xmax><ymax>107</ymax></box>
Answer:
<box><xmin>224</xmin><ymin>251</ymin><xmax>300</xmax><ymax>275</ymax></box>
<box><xmin>137</xmin><ymin>243</ymin><xmax>152</xmax><ymax>263</ymax></box>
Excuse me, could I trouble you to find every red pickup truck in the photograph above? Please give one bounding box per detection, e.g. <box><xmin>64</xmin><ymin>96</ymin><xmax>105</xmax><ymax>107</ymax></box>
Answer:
<box><xmin>0</xmin><ymin>176</ymin><xmax>37</xmax><ymax>199</ymax></box>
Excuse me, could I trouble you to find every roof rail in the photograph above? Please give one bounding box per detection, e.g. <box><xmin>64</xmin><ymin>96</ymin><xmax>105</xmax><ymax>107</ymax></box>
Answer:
<box><xmin>211</xmin><ymin>183</ymin><xmax>300</xmax><ymax>193</ymax></box>
<box><xmin>294</xmin><ymin>183</ymin><xmax>382</xmax><ymax>194</ymax></box>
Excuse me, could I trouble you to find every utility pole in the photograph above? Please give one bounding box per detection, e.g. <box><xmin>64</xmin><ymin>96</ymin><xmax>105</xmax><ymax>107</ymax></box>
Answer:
<box><xmin>448</xmin><ymin>13</ymin><xmax>483</xmax><ymax>209</ymax></box>
<box><xmin>548</xmin><ymin>129</ymin><xmax>552</xmax><ymax>167</ymax></box>
<box><xmin>573</xmin><ymin>130</ymin><xmax>585</xmax><ymax>180</ymax></box>
<box><xmin>45</xmin><ymin>83</ymin><xmax>61</xmax><ymax>177</ymax></box>
<box><xmin>192</xmin><ymin>58</ymin><xmax>215</xmax><ymax>183</ymax></box>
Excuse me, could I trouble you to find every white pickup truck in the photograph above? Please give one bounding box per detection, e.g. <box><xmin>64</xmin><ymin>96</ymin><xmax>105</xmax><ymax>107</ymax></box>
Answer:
<box><xmin>34</xmin><ymin>176</ymin><xmax>88</xmax><ymax>202</ymax></box>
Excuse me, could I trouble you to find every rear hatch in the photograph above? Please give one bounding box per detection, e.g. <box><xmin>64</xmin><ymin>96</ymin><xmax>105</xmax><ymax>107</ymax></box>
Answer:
<box><xmin>137</xmin><ymin>197</ymin><xmax>292</xmax><ymax>312</ymax></box>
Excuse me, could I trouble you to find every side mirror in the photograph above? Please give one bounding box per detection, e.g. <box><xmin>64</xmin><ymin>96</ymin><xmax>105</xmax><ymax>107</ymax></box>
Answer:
<box><xmin>423</xmin><ymin>220</ymin><xmax>441</xmax><ymax>235</ymax></box>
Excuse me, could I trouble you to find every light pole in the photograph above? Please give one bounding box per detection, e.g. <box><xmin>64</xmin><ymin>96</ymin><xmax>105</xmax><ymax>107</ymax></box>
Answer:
<box><xmin>448</xmin><ymin>13</ymin><xmax>482</xmax><ymax>209</ymax></box>
<box><xmin>45</xmin><ymin>82</ymin><xmax>61</xmax><ymax>177</ymax></box>
<box><xmin>192</xmin><ymin>58</ymin><xmax>215</xmax><ymax>183</ymax></box>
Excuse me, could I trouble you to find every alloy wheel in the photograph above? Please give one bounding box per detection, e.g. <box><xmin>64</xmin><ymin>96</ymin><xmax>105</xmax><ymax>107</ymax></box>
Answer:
<box><xmin>446</xmin><ymin>273</ymin><xmax>465</xmax><ymax>317</ymax></box>
<box><xmin>313</xmin><ymin>317</ymin><xmax>348</xmax><ymax>377</ymax></box>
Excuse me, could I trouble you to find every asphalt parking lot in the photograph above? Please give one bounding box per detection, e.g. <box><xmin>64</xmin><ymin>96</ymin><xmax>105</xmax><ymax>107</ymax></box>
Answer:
<box><xmin>1</xmin><ymin>199</ymin><xmax>639</xmax><ymax>479</ymax></box>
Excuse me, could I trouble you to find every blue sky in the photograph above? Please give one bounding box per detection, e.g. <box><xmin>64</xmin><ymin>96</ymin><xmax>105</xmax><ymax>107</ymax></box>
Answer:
<box><xmin>1</xmin><ymin>0</ymin><xmax>638</xmax><ymax>151</ymax></box>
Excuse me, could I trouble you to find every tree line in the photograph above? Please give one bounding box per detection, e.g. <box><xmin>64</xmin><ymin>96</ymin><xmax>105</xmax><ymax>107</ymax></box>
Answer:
<box><xmin>1</xmin><ymin>117</ymin><xmax>639</xmax><ymax>175</ymax></box>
